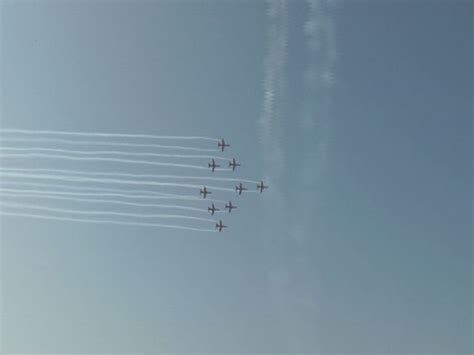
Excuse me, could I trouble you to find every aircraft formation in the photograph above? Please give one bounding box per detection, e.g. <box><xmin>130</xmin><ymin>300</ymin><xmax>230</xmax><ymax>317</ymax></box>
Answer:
<box><xmin>0</xmin><ymin>129</ymin><xmax>268</xmax><ymax>233</ymax></box>
<box><xmin>202</xmin><ymin>139</ymin><xmax>268</xmax><ymax>232</ymax></box>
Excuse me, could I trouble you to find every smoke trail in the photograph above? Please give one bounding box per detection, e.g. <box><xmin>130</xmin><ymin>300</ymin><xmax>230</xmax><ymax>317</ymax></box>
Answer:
<box><xmin>0</xmin><ymin>192</ymin><xmax>214</xmax><ymax>212</ymax></box>
<box><xmin>0</xmin><ymin>201</ymin><xmax>215</xmax><ymax>222</ymax></box>
<box><xmin>0</xmin><ymin>172</ymin><xmax>236</xmax><ymax>192</ymax></box>
<box><xmin>0</xmin><ymin>188</ymin><xmax>227</xmax><ymax>203</ymax></box>
<box><xmin>0</xmin><ymin>147</ymin><xmax>230</xmax><ymax>161</ymax></box>
<box><xmin>0</xmin><ymin>187</ymin><xmax>203</xmax><ymax>201</ymax></box>
<box><xmin>0</xmin><ymin>153</ymin><xmax>209</xmax><ymax>170</ymax></box>
<box><xmin>0</xmin><ymin>211</ymin><xmax>217</xmax><ymax>232</ymax></box>
<box><xmin>0</xmin><ymin>137</ymin><xmax>218</xmax><ymax>152</ymax></box>
<box><xmin>0</xmin><ymin>167</ymin><xmax>260</xmax><ymax>184</ymax></box>
<box><xmin>0</xmin><ymin>128</ymin><xmax>217</xmax><ymax>141</ymax></box>
<box><xmin>0</xmin><ymin>181</ymin><xmax>188</xmax><ymax>198</ymax></box>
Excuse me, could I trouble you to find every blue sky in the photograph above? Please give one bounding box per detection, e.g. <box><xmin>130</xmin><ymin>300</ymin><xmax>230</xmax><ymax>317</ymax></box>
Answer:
<box><xmin>1</xmin><ymin>0</ymin><xmax>472</xmax><ymax>353</ymax></box>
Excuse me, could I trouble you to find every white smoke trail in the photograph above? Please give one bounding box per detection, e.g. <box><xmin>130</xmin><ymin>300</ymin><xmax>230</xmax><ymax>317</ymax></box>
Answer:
<box><xmin>0</xmin><ymin>211</ymin><xmax>217</xmax><ymax>232</ymax></box>
<box><xmin>0</xmin><ymin>192</ymin><xmax>213</xmax><ymax>212</ymax></box>
<box><xmin>0</xmin><ymin>172</ymin><xmax>236</xmax><ymax>192</ymax></box>
<box><xmin>0</xmin><ymin>128</ymin><xmax>217</xmax><ymax>141</ymax></box>
<box><xmin>0</xmin><ymin>137</ymin><xmax>218</xmax><ymax>152</ymax></box>
<box><xmin>0</xmin><ymin>153</ymin><xmax>209</xmax><ymax>170</ymax></box>
<box><xmin>0</xmin><ymin>181</ymin><xmax>187</xmax><ymax>198</ymax></box>
<box><xmin>0</xmin><ymin>167</ymin><xmax>260</xmax><ymax>184</ymax></box>
<box><xmin>0</xmin><ymin>147</ymin><xmax>230</xmax><ymax>161</ymax></box>
<box><xmin>0</xmin><ymin>201</ymin><xmax>215</xmax><ymax>222</ymax></box>
<box><xmin>0</xmin><ymin>188</ymin><xmax>227</xmax><ymax>203</ymax></box>
<box><xmin>0</xmin><ymin>179</ymin><xmax>219</xmax><ymax>200</ymax></box>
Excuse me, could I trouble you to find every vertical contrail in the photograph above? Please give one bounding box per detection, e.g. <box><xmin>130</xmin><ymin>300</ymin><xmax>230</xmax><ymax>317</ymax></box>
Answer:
<box><xmin>294</xmin><ymin>0</ymin><xmax>337</xmax><ymax>210</ymax></box>
<box><xmin>259</xmin><ymin>0</ymin><xmax>288</xmax><ymax>180</ymax></box>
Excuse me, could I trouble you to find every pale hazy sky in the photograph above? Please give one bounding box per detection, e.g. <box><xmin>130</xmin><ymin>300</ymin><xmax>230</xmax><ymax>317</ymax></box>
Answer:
<box><xmin>1</xmin><ymin>0</ymin><xmax>472</xmax><ymax>353</ymax></box>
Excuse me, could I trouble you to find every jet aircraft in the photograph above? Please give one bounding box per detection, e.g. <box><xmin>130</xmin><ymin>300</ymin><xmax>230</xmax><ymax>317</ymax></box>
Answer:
<box><xmin>208</xmin><ymin>159</ymin><xmax>220</xmax><ymax>172</ymax></box>
<box><xmin>217</xmin><ymin>138</ymin><xmax>230</xmax><ymax>152</ymax></box>
<box><xmin>208</xmin><ymin>203</ymin><xmax>219</xmax><ymax>216</ymax></box>
<box><xmin>225</xmin><ymin>201</ymin><xmax>237</xmax><ymax>213</ymax></box>
<box><xmin>228</xmin><ymin>158</ymin><xmax>241</xmax><ymax>171</ymax></box>
<box><xmin>200</xmin><ymin>186</ymin><xmax>211</xmax><ymax>198</ymax></box>
<box><xmin>257</xmin><ymin>180</ymin><xmax>269</xmax><ymax>193</ymax></box>
<box><xmin>216</xmin><ymin>219</ymin><xmax>227</xmax><ymax>232</ymax></box>
<box><xmin>235</xmin><ymin>183</ymin><xmax>247</xmax><ymax>195</ymax></box>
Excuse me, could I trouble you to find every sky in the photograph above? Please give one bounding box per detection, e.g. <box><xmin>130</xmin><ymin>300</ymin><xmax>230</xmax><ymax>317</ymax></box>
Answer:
<box><xmin>0</xmin><ymin>0</ymin><xmax>472</xmax><ymax>353</ymax></box>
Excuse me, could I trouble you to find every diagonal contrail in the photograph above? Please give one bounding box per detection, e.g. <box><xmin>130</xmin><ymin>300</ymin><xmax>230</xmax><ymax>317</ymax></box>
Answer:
<box><xmin>0</xmin><ymin>211</ymin><xmax>217</xmax><ymax>232</ymax></box>
<box><xmin>0</xmin><ymin>147</ymin><xmax>230</xmax><ymax>161</ymax></box>
<box><xmin>0</xmin><ymin>201</ymin><xmax>215</xmax><ymax>222</ymax></box>
<box><xmin>0</xmin><ymin>167</ymin><xmax>259</xmax><ymax>184</ymax></box>
<box><xmin>0</xmin><ymin>128</ymin><xmax>217</xmax><ymax>141</ymax></box>
<box><xmin>0</xmin><ymin>137</ymin><xmax>218</xmax><ymax>152</ymax></box>
<box><xmin>0</xmin><ymin>172</ymin><xmax>236</xmax><ymax>192</ymax></box>
<box><xmin>0</xmin><ymin>192</ymin><xmax>221</xmax><ymax>212</ymax></box>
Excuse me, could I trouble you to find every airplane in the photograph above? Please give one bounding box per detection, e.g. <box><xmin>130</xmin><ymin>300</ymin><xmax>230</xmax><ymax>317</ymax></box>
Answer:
<box><xmin>217</xmin><ymin>138</ymin><xmax>230</xmax><ymax>152</ymax></box>
<box><xmin>235</xmin><ymin>183</ymin><xmax>247</xmax><ymax>195</ymax></box>
<box><xmin>208</xmin><ymin>203</ymin><xmax>219</xmax><ymax>216</ymax></box>
<box><xmin>215</xmin><ymin>219</ymin><xmax>227</xmax><ymax>232</ymax></box>
<box><xmin>257</xmin><ymin>180</ymin><xmax>269</xmax><ymax>193</ymax></box>
<box><xmin>225</xmin><ymin>201</ymin><xmax>237</xmax><ymax>213</ymax></box>
<box><xmin>208</xmin><ymin>159</ymin><xmax>220</xmax><ymax>172</ymax></box>
<box><xmin>228</xmin><ymin>158</ymin><xmax>241</xmax><ymax>171</ymax></box>
<box><xmin>200</xmin><ymin>186</ymin><xmax>211</xmax><ymax>198</ymax></box>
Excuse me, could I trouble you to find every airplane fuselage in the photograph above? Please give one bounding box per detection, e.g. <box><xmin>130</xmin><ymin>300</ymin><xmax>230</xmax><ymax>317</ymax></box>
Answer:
<box><xmin>218</xmin><ymin>139</ymin><xmax>230</xmax><ymax>152</ymax></box>
<box><xmin>229</xmin><ymin>159</ymin><xmax>240</xmax><ymax>171</ymax></box>
<box><xmin>217</xmin><ymin>139</ymin><xmax>230</xmax><ymax>152</ymax></box>
<box><xmin>216</xmin><ymin>221</ymin><xmax>227</xmax><ymax>232</ymax></box>
<box><xmin>257</xmin><ymin>182</ymin><xmax>269</xmax><ymax>193</ymax></box>
<box><xmin>235</xmin><ymin>183</ymin><xmax>247</xmax><ymax>195</ymax></box>
<box><xmin>208</xmin><ymin>204</ymin><xmax>219</xmax><ymax>215</ymax></box>
<box><xmin>208</xmin><ymin>159</ymin><xmax>220</xmax><ymax>172</ymax></box>
<box><xmin>200</xmin><ymin>188</ymin><xmax>211</xmax><ymax>198</ymax></box>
